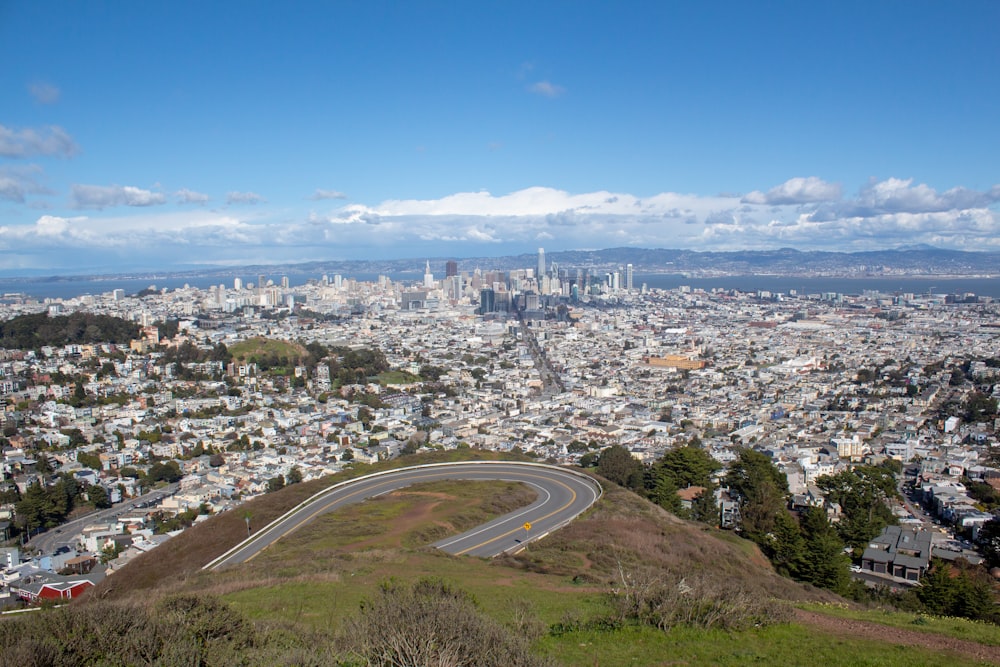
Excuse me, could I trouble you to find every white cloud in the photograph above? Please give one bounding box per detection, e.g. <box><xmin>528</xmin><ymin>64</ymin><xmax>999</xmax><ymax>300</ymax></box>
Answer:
<box><xmin>742</xmin><ymin>177</ymin><xmax>842</xmax><ymax>205</ymax></box>
<box><xmin>226</xmin><ymin>191</ymin><xmax>265</xmax><ymax>205</ymax></box>
<box><xmin>71</xmin><ymin>184</ymin><xmax>167</xmax><ymax>209</ymax></box>
<box><xmin>528</xmin><ymin>81</ymin><xmax>565</xmax><ymax>98</ymax></box>
<box><xmin>3</xmin><ymin>178</ymin><xmax>998</xmax><ymax>270</ymax></box>
<box><xmin>28</xmin><ymin>82</ymin><xmax>60</xmax><ymax>104</ymax></box>
<box><xmin>849</xmin><ymin>177</ymin><xmax>1000</xmax><ymax>214</ymax></box>
<box><xmin>0</xmin><ymin>165</ymin><xmax>50</xmax><ymax>202</ymax></box>
<box><xmin>309</xmin><ymin>188</ymin><xmax>347</xmax><ymax>200</ymax></box>
<box><xmin>0</xmin><ymin>124</ymin><xmax>78</xmax><ymax>158</ymax></box>
<box><xmin>175</xmin><ymin>188</ymin><xmax>210</xmax><ymax>204</ymax></box>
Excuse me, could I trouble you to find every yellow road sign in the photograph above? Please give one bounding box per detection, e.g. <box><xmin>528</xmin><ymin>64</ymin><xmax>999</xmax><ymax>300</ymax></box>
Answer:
<box><xmin>523</xmin><ymin>522</ymin><xmax>532</xmax><ymax>531</ymax></box>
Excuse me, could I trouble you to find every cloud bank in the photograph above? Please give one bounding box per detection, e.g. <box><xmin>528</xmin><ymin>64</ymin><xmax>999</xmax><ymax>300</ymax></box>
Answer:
<box><xmin>2</xmin><ymin>177</ymin><xmax>999</xmax><ymax>271</ymax></box>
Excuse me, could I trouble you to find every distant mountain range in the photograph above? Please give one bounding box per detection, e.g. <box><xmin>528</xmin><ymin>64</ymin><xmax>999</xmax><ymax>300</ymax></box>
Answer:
<box><xmin>11</xmin><ymin>246</ymin><xmax>1000</xmax><ymax>282</ymax></box>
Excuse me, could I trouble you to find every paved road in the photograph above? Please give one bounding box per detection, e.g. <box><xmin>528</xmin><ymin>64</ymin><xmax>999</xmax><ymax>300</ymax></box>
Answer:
<box><xmin>205</xmin><ymin>462</ymin><xmax>602</xmax><ymax>570</ymax></box>
<box><xmin>27</xmin><ymin>483</ymin><xmax>180</xmax><ymax>555</ymax></box>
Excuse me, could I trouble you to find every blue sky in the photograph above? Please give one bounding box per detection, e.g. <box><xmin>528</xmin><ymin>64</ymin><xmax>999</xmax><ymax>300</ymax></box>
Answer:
<box><xmin>1</xmin><ymin>1</ymin><xmax>998</xmax><ymax>274</ymax></box>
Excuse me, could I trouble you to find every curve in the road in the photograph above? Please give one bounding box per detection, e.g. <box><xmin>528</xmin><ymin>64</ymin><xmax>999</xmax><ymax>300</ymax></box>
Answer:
<box><xmin>204</xmin><ymin>461</ymin><xmax>602</xmax><ymax>570</ymax></box>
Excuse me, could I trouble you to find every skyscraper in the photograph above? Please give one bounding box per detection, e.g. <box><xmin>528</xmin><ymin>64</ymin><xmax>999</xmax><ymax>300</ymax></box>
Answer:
<box><xmin>424</xmin><ymin>260</ymin><xmax>434</xmax><ymax>288</ymax></box>
<box><xmin>537</xmin><ymin>247</ymin><xmax>545</xmax><ymax>279</ymax></box>
<box><xmin>445</xmin><ymin>260</ymin><xmax>458</xmax><ymax>277</ymax></box>
<box><xmin>480</xmin><ymin>288</ymin><xmax>495</xmax><ymax>314</ymax></box>
<box><xmin>626</xmin><ymin>264</ymin><xmax>634</xmax><ymax>291</ymax></box>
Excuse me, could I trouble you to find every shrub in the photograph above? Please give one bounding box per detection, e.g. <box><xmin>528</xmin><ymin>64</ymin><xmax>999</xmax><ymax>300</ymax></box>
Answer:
<box><xmin>341</xmin><ymin>578</ymin><xmax>555</xmax><ymax>667</ymax></box>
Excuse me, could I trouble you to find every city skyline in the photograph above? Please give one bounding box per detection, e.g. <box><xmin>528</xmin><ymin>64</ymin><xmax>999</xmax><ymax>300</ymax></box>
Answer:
<box><xmin>1</xmin><ymin>2</ymin><xmax>999</xmax><ymax>274</ymax></box>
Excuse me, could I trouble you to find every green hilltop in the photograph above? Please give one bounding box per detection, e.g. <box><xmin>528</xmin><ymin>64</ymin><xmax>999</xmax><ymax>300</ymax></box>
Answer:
<box><xmin>4</xmin><ymin>450</ymin><xmax>999</xmax><ymax>666</ymax></box>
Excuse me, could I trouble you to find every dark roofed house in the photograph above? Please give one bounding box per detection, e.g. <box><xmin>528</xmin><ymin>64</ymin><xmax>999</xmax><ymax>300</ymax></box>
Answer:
<box><xmin>861</xmin><ymin>525</ymin><xmax>932</xmax><ymax>583</ymax></box>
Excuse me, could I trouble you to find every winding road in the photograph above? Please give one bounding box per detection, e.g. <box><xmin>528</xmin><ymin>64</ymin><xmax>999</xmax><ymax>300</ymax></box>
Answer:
<box><xmin>204</xmin><ymin>461</ymin><xmax>602</xmax><ymax>570</ymax></box>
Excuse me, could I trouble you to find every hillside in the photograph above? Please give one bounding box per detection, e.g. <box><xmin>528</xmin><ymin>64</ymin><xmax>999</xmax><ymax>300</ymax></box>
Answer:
<box><xmin>13</xmin><ymin>451</ymin><xmax>1000</xmax><ymax>666</ymax></box>
<box><xmin>226</xmin><ymin>336</ymin><xmax>307</xmax><ymax>364</ymax></box>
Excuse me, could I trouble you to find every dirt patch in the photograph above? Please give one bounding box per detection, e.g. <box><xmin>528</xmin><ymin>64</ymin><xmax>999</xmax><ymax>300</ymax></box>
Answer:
<box><xmin>347</xmin><ymin>493</ymin><xmax>447</xmax><ymax>551</ymax></box>
<box><xmin>795</xmin><ymin>608</ymin><xmax>1000</xmax><ymax>664</ymax></box>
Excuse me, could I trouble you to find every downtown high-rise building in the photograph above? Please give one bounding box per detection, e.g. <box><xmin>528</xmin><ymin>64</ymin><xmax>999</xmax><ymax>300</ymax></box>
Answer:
<box><xmin>537</xmin><ymin>247</ymin><xmax>545</xmax><ymax>279</ymax></box>
<box><xmin>626</xmin><ymin>264</ymin><xmax>634</xmax><ymax>291</ymax></box>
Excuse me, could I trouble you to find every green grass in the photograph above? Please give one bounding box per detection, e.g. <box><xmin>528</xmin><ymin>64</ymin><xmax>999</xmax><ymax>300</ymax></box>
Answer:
<box><xmin>535</xmin><ymin>623</ymin><xmax>991</xmax><ymax>667</ymax></box>
<box><xmin>93</xmin><ymin>451</ymin><xmax>1000</xmax><ymax>666</ymax></box>
<box><xmin>223</xmin><ymin>555</ymin><xmax>609</xmax><ymax>633</ymax></box>
<box><xmin>799</xmin><ymin>602</ymin><xmax>1000</xmax><ymax>646</ymax></box>
<box><xmin>227</xmin><ymin>336</ymin><xmax>305</xmax><ymax>361</ymax></box>
<box><xmin>376</xmin><ymin>370</ymin><xmax>420</xmax><ymax>384</ymax></box>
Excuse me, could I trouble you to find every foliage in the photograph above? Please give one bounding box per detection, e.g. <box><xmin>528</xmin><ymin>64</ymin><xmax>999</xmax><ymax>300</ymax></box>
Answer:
<box><xmin>652</xmin><ymin>444</ymin><xmax>719</xmax><ymax>490</ymax></box>
<box><xmin>724</xmin><ymin>448</ymin><xmax>789</xmax><ymax>546</ymax></box>
<box><xmin>14</xmin><ymin>475</ymin><xmax>81</xmax><ymax>531</ymax></box>
<box><xmin>88</xmin><ymin>484</ymin><xmax>111</xmax><ymax>509</ymax></box>
<box><xmin>0</xmin><ymin>595</ymin><xmax>276</xmax><ymax>667</ymax></box>
<box><xmin>76</xmin><ymin>451</ymin><xmax>103</xmax><ymax>471</ymax></box>
<box><xmin>964</xmin><ymin>479</ymin><xmax>1000</xmax><ymax>511</ymax></box>
<box><xmin>963</xmin><ymin>390</ymin><xmax>999</xmax><ymax>423</ymax></box>
<box><xmin>327</xmin><ymin>345</ymin><xmax>390</xmax><ymax>385</ymax></box>
<box><xmin>796</xmin><ymin>507</ymin><xmax>851</xmax><ymax>594</ymax></box>
<box><xmin>816</xmin><ymin>464</ymin><xmax>899</xmax><ymax>549</ymax></box>
<box><xmin>596</xmin><ymin>445</ymin><xmax>645</xmax><ymax>491</ymax></box>
<box><xmin>609</xmin><ymin>566</ymin><xmax>792</xmax><ymax>632</ymax></box>
<box><xmin>0</xmin><ymin>312</ymin><xmax>139</xmax><ymax>349</ymax></box>
<box><xmin>146</xmin><ymin>460</ymin><xmax>182</xmax><ymax>484</ymax></box>
<box><xmin>266</xmin><ymin>476</ymin><xmax>285</xmax><ymax>493</ymax></box>
<box><xmin>419</xmin><ymin>364</ymin><xmax>448</xmax><ymax>381</ymax></box>
<box><xmin>342</xmin><ymin>578</ymin><xmax>554</xmax><ymax>667</ymax></box>
<box><xmin>978</xmin><ymin>518</ymin><xmax>1000</xmax><ymax>568</ymax></box>
<box><xmin>917</xmin><ymin>560</ymin><xmax>999</xmax><ymax>623</ymax></box>
<box><xmin>645</xmin><ymin>444</ymin><xmax>720</xmax><ymax>523</ymax></box>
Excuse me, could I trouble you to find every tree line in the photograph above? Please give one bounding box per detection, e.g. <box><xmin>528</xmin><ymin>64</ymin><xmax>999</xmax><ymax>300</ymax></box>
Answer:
<box><xmin>588</xmin><ymin>444</ymin><xmax>999</xmax><ymax>622</ymax></box>
<box><xmin>0</xmin><ymin>312</ymin><xmax>140</xmax><ymax>349</ymax></box>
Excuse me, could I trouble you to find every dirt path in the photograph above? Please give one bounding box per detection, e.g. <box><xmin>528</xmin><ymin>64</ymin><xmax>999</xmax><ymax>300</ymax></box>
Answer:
<box><xmin>795</xmin><ymin>608</ymin><xmax>1000</xmax><ymax>664</ymax></box>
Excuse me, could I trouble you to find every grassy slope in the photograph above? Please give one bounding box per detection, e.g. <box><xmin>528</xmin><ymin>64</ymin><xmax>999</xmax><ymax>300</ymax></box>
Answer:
<box><xmin>90</xmin><ymin>449</ymin><xmax>519</xmax><ymax>601</ymax></box>
<box><xmin>227</xmin><ymin>337</ymin><xmax>306</xmax><ymax>362</ymax></box>
<box><xmin>88</xmin><ymin>452</ymin><xmax>1000</xmax><ymax>665</ymax></box>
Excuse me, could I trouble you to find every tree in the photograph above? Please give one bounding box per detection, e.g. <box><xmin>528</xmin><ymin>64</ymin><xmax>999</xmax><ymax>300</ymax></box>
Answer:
<box><xmin>88</xmin><ymin>484</ymin><xmax>111</xmax><ymax>509</ymax></box>
<box><xmin>724</xmin><ymin>449</ymin><xmax>789</xmax><ymax>545</ymax></box>
<box><xmin>147</xmin><ymin>461</ymin><xmax>182</xmax><ymax>484</ymax></box>
<box><xmin>817</xmin><ymin>465</ymin><xmax>898</xmax><ymax>550</ymax></box>
<box><xmin>977</xmin><ymin>518</ymin><xmax>1000</xmax><ymax>568</ymax></box>
<box><xmin>651</xmin><ymin>445</ymin><xmax>719</xmax><ymax>491</ymax></box>
<box><xmin>917</xmin><ymin>561</ymin><xmax>959</xmax><ymax>616</ymax></box>
<box><xmin>285</xmin><ymin>466</ymin><xmax>303</xmax><ymax>485</ymax></box>
<box><xmin>76</xmin><ymin>451</ymin><xmax>103</xmax><ymax>471</ymax></box>
<box><xmin>648</xmin><ymin>473</ymin><xmax>682</xmax><ymax>514</ymax></box>
<box><xmin>797</xmin><ymin>507</ymin><xmax>850</xmax><ymax>593</ymax></box>
<box><xmin>99</xmin><ymin>541</ymin><xmax>123</xmax><ymax>564</ymax></box>
<box><xmin>688</xmin><ymin>488</ymin><xmax>719</xmax><ymax>526</ymax></box>
<box><xmin>266</xmin><ymin>476</ymin><xmax>285</xmax><ymax>493</ymax></box>
<box><xmin>768</xmin><ymin>510</ymin><xmax>806</xmax><ymax>578</ymax></box>
<box><xmin>964</xmin><ymin>390</ymin><xmax>998</xmax><ymax>423</ymax></box>
<box><xmin>35</xmin><ymin>454</ymin><xmax>53</xmax><ymax>474</ymax></box>
<box><xmin>596</xmin><ymin>445</ymin><xmax>644</xmax><ymax>490</ymax></box>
